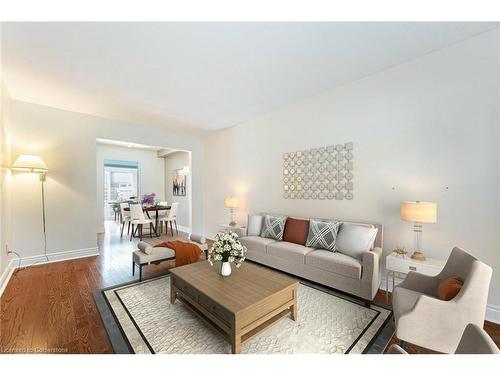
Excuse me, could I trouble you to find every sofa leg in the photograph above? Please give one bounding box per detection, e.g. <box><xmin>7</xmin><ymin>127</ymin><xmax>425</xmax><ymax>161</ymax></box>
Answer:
<box><xmin>132</xmin><ymin>261</ymin><xmax>135</xmax><ymax>276</ymax></box>
<box><xmin>139</xmin><ymin>265</ymin><xmax>143</xmax><ymax>281</ymax></box>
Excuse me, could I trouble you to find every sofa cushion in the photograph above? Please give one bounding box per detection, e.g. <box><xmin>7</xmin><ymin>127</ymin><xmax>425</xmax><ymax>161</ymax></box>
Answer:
<box><xmin>260</xmin><ymin>215</ymin><xmax>287</xmax><ymax>240</ymax></box>
<box><xmin>305</xmin><ymin>250</ymin><xmax>362</xmax><ymax>279</ymax></box>
<box><xmin>240</xmin><ymin>236</ymin><xmax>277</xmax><ymax>253</ymax></box>
<box><xmin>336</xmin><ymin>223</ymin><xmax>378</xmax><ymax>260</ymax></box>
<box><xmin>247</xmin><ymin>214</ymin><xmax>264</xmax><ymax>236</ymax></box>
<box><xmin>267</xmin><ymin>241</ymin><xmax>315</xmax><ymax>264</ymax></box>
<box><xmin>305</xmin><ymin>219</ymin><xmax>341</xmax><ymax>251</ymax></box>
<box><xmin>283</xmin><ymin>218</ymin><xmax>310</xmax><ymax>245</ymax></box>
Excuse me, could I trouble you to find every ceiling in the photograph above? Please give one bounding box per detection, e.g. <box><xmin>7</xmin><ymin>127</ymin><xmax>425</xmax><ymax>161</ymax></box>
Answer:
<box><xmin>2</xmin><ymin>22</ymin><xmax>498</xmax><ymax>134</ymax></box>
<box><xmin>96</xmin><ymin>138</ymin><xmax>168</xmax><ymax>151</ymax></box>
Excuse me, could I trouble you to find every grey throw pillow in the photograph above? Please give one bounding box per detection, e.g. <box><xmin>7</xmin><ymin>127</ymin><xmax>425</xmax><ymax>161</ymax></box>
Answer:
<box><xmin>305</xmin><ymin>219</ymin><xmax>341</xmax><ymax>251</ymax></box>
<box><xmin>247</xmin><ymin>214</ymin><xmax>264</xmax><ymax>236</ymax></box>
<box><xmin>260</xmin><ymin>215</ymin><xmax>287</xmax><ymax>240</ymax></box>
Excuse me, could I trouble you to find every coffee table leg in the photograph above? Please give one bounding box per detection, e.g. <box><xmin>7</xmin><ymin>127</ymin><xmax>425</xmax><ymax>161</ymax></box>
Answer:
<box><xmin>231</xmin><ymin>335</ymin><xmax>241</xmax><ymax>354</ymax></box>
<box><xmin>170</xmin><ymin>277</ymin><xmax>176</xmax><ymax>304</ymax></box>
<box><xmin>291</xmin><ymin>288</ymin><xmax>297</xmax><ymax>321</ymax></box>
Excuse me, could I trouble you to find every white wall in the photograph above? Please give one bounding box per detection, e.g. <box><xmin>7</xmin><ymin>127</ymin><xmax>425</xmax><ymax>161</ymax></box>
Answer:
<box><xmin>0</xmin><ymin>81</ymin><xmax>13</xmax><ymax>281</ymax></box>
<box><xmin>203</xmin><ymin>30</ymin><xmax>500</xmax><ymax>309</ymax></box>
<box><xmin>164</xmin><ymin>151</ymin><xmax>191</xmax><ymax>229</ymax></box>
<box><xmin>96</xmin><ymin>144</ymin><xmax>166</xmax><ymax>232</ymax></box>
<box><xmin>7</xmin><ymin>100</ymin><xmax>204</xmax><ymax>261</ymax></box>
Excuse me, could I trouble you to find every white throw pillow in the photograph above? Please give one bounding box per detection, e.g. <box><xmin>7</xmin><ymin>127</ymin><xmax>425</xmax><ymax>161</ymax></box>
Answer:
<box><xmin>335</xmin><ymin>223</ymin><xmax>378</xmax><ymax>260</ymax></box>
<box><xmin>247</xmin><ymin>214</ymin><xmax>264</xmax><ymax>236</ymax></box>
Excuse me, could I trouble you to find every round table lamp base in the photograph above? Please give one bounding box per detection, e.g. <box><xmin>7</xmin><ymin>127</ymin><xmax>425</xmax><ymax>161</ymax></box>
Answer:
<box><xmin>410</xmin><ymin>251</ymin><xmax>426</xmax><ymax>261</ymax></box>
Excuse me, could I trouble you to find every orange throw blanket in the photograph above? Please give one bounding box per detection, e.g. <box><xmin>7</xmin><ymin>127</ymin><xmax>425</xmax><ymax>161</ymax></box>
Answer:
<box><xmin>154</xmin><ymin>241</ymin><xmax>202</xmax><ymax>267</ymax></box>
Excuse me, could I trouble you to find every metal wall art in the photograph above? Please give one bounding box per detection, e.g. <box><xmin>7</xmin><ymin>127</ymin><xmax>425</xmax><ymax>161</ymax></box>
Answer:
<box><xmin>282</xmin><ymin>142</ymin><xmax>353</xmax><ymax>200</ymax></box>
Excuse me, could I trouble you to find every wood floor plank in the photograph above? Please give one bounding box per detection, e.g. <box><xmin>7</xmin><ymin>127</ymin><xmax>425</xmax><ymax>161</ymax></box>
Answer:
<box><xmin>1</xmin><ymin>221</ymin><xmax>499</xmax><ymax>354</ymax></box>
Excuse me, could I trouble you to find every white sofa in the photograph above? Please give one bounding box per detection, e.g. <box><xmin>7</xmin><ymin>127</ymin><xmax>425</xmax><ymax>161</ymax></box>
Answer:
<box><xmin>240</xmin><ymin>218</ymin><xmax>383</xmax><ymax>302</ymax></box>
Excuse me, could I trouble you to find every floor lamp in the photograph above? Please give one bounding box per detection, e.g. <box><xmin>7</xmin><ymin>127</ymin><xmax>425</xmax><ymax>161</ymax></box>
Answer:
<box><xmin>11</xmin><ymin>154</ymin><xmax>50</xmax><ymax>262</ymax></box>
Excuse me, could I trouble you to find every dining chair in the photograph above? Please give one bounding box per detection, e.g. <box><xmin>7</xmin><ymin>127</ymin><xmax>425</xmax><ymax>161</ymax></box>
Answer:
<box><xmin>156</xmin><ymin>201</ymin><xmax>169</xmax><ymax>231</ymax></box>
<box><xmin>119</xmin><ymin>202</ymin><xmax>131</xmax><ymax>237</ymax></box>
<box><xmin>113</xmin><ymin>204</ymin><xmax>121</xmax><ymax>221</ymax></box>
<box><xmin>129</xmin><ymin>203</ymin><xmax>154</xmax><ymax>241</ymax></box>
<box><xmin>159</xmin><ymin>202</ymin><xmax>179</xmax><ymax>236</ymax></box>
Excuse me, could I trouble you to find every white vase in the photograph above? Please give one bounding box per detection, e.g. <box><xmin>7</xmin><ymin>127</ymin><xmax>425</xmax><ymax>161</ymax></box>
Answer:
<box><xmin>220</xmin><ymin>262</ymin><xmax>232</xmax><ymax>277</ymax></box>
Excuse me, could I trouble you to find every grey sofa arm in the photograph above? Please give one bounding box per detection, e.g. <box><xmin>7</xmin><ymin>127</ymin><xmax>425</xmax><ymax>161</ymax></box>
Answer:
<box><xmin>360</xmin><ymin>246</ymin><xmax>382</xmax><ymax>300</ymax></box>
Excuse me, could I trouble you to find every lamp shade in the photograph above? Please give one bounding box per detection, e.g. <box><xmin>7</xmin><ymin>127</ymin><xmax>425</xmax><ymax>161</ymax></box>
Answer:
<box><xmin>400</xmin><ymin>201</ymin><xmax>437</xmax><ymax>223</ymax></box>
<box><xmin>180</xmin><ymin>166</ymin><xmax>190</xmax><ymax>175</ymax></box>
<box><xmin>11</xmin><ymin>154</ymin><xmax>48</xmax><ymax>172</ymax></box>
<box><xmin>224</xmin><ymin>197</ymin><xmax>239</xmax><ymax>208</ymax></box>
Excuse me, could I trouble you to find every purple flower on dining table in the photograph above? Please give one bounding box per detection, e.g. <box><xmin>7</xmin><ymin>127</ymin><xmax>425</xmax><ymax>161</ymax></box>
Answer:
<box><xmin>141</xmin><ymin>193</ymin><xmax>156</xmax><ymax>205</ymax></box>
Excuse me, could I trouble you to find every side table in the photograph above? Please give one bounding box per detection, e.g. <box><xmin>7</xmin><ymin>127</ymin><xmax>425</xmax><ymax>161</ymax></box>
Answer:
<box><xmin>385</xmin><ymin>253</ymin><xmax>445</xmax><ymax>303</ymax></box>
<box><xmin>219</xmin><ymin>224</ymin><xmax>247</xmax><ymax>237</ymax></box>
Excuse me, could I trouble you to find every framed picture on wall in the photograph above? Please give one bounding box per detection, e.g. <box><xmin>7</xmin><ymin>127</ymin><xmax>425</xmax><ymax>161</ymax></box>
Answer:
<box><xmin>173</xmin><ymin>168</ymin><xmax>187</xmax><ymax>196</ymax></box>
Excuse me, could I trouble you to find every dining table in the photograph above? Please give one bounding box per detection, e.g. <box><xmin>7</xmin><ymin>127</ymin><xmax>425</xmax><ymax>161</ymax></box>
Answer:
<box><xmin>124</xmin><ymin>204</ymin><xmax>171</xmax><ymax>237</ymax></box>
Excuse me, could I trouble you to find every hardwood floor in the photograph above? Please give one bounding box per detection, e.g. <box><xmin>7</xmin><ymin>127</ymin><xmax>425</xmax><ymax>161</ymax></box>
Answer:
<box><xmin>0</xmin><ymin>221</ymin><xmax>188</xmax><ymax>354</ymax></box>
<box><xmin>1</xmin><ymin>222</ymin><xmax>499</xmax><ymax>354</ymax></box>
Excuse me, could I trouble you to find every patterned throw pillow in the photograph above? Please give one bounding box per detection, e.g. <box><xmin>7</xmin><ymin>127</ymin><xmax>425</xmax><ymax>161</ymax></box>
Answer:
<box><xmin>260</xmin><ymin>215</ymin><xmax>287</xmax><ymax>240</ymax></box>
<box><xmin>305</xmin><ymin>219</ymin><xmax>341</xmax><ymax>251</ymax></box>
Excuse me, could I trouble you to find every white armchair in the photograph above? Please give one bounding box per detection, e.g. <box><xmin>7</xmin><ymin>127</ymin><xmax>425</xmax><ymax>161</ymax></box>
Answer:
<box><xmin>387</xmin><ymin>323</ymin><xmax>499</xmax><ymax>354</ymax></box>
<box><xmin>393</xmin><ymin>247</ymin><xmax>492</xmax><ymax>353</ymax></box>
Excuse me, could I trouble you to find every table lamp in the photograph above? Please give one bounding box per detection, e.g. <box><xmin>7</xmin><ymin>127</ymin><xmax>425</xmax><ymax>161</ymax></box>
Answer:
<box><xmin>224</xmin><ymin>197</ymin><xmax>239</xmax><ymax>226</ymax></box>
<box><xmin>12</xmin><ymin>154</ymin><xmax>50</xmax><ymax>262</ymax></box>
<box><xmin>400</xmin><ymin>201</ymin><xmax>437</xmax><ymax>261</ymax></box>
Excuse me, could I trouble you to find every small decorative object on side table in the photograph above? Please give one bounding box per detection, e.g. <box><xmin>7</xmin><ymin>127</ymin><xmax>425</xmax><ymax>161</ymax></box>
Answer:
<box><xmin>392</xmin><ymin>246</ymin><xmax>407</xmax><ymax>258</ymax></box>
<box><xmin>385</xmin><ymin>252</ymin><xmax>445</xmax><ymax>303</ymax></box>
<box><xmin>207</xmin><ymin>231</ymin><xmax>247</xmax><ymax>276</ymax></box>
<box><xmin>219</xmin><ymin>223</ymin><xmax>247</xmax><ymax>237</ymax></box>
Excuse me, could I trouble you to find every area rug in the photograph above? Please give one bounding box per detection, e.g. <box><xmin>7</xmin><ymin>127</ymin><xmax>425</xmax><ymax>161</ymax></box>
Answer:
<box><xmin>95</xmin><ymin>274</ymin><xmax>394</xmax><ymax>354</ymax></box>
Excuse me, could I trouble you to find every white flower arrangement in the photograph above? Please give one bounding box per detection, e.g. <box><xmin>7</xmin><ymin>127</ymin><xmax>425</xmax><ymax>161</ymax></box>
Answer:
<box><xmin>208</xmin><ymin>231</ymin><xmax>247</xmax><ymax>268</ymax></box>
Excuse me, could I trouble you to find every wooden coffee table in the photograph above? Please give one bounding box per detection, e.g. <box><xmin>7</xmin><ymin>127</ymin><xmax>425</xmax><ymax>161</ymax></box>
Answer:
<box><xmin>169</xmin><ymin>261</ymin><xmax>299</xmax><ymax>354</ymax></box>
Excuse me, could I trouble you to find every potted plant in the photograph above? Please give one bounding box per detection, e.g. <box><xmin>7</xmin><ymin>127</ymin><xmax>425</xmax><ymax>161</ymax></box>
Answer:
<box><xmin>207</xmin><ymin>231</ymin><xmax>247</xmax><ymax>276</ymax></box>
<box><xmin>141</xmin><ymin>193</ymin><xmax>156</xmax><ymax>207</ymax></box>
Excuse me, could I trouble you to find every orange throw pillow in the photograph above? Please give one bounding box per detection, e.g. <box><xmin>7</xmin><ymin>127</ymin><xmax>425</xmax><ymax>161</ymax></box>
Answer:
<box><xmin>437</xmin><ymin>276</ymin><xmax>463</xmax><ymax>301</ymax></box>
<box><xmin>283</xmin><ymin>218</ymin><xmax>309</xmax><ymax>245</ymax></box>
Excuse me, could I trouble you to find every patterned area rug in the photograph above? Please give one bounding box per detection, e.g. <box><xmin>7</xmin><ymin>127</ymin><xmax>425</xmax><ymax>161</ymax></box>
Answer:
<box><xmin>99</xmin><ymin>275</ymin><xmax>393</xmax><ymax>354</ymax></box>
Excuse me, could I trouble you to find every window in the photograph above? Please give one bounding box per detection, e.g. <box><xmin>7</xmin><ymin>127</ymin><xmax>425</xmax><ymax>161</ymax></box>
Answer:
<box><xmin>103</xmin><ymin>160</ymin><xmax>139</xmax><ymax>220</ymax></box>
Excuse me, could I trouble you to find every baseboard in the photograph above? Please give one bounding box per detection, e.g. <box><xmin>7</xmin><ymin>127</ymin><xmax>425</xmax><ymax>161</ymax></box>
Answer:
<box><xmin>17</xmin><ymin>247</ymin><xmax>99</xmax><ymax>267</ymax></box>
<box><xmin>380</xmin><ymin>276</ymin><xmax>500</xmax><ymax>324</ymax></box>
<box><xmin>0</xmin><ymin>258</ymin><xmax>16</xmax><ymax>297</ymax></box>
<box><xmin>176</xmin><ymin>225</ymin><xmax>191</xmax><ymax>234</ymax></box>
<box><xmin>485</xmin><ymin>304</ymin><xmax>500</xmax><ymax>324</ymax></box>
